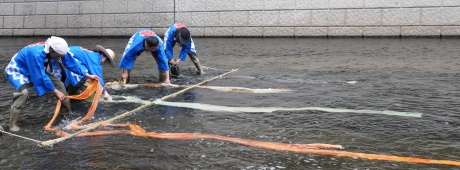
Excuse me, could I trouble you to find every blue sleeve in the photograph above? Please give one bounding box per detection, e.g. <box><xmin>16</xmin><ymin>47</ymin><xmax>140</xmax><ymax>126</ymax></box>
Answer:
<box><xmin>101</xmin><ymin>79</ymin><xmax>107</xmax><ymax>92</ymax></box>
<box><xmin>92</xmin><ymin>65</ymin><xmax>106</xmax><ymax>92</ymax></box>
<box><xmin>119</xmin><ymin>34</ymin><xmax>144</xmax><ymax>70</ymax></box>
<box><xmin>156</xmin><ymin>36</ymin><xmax>170</xmax><ymax>71</ymax></box>
<box><xmin>62</xmin><ymin>52</ymin><xmax>88</xmax><ymax>76</ymax></box>
<box><xmin>26</xmin><ymin>50</ymin><xmax>55</xmax><ymax>93</ymax></box>
<box><xmin>179</xmin><ymin>42</ymin><xmax>192</xmax><ymax>61</ymax></box>
<box><xmin>63</xmin><ymin>53</ymin><xmax>85</xmax><ymax>87</ymax></box>
<box><xmin>164</xmin><ymin>26</ymin><xmax>176</xmax><ymax>61</ymax></box>
<box><xmin>91</xmin><ymin>65</ymin><xmax>106</xmax><ymax>92</ymax></box>
<box><xmin>81</xmin><ymin>51</ymin><xmax>107</xmax><ymax>92</ymax></box>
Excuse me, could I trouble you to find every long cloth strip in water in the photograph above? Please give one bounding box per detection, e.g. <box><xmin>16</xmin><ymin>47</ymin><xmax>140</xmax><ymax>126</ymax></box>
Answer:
<box><xmin>105</xmin><ymin>81</ymin><xmax>294</xmax><ymax>93</ymax></box>
<box><xmin>40</xmin><ymin>69</ymin><xmax>239</xmax><ymax>146</ymax></box>
<box><xmin>39</xmin><ymin>69</ymin><xmax>460</xmax><ymax>167</ymax></box>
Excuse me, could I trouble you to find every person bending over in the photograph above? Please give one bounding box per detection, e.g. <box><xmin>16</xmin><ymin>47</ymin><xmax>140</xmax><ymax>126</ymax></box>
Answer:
<box><xmin>65</xmin><ymin>45</ymin><xmax>116</xmax><ymax>100</ymax></box>
<box><xmin>119</xmin><ymin>29</ymin><xmax>170</xmax><ymax>84</ymax></box>
<box><xmin>164</xmin><ymin>23</ymin><xmax>205</xmax><ymax>76</ymax></box>
<box><xmin>4</xmin><ymin>36</ymin><xmax>99</xmax><ymax>132</ymax></box>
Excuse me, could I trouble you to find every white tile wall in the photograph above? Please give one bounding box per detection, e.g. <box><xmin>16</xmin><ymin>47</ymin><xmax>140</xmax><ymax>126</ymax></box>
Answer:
<box><xmin>0</xmin><ymin>0</ymin><xmax>457</xmax><ymax>37</ymax></box>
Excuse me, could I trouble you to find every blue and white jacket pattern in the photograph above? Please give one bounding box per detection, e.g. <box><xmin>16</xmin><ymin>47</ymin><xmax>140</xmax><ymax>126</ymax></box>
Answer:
<box><xmin>5</xmin><ymin>42</ymin><xmax>87</xmax><ymax>96</ymax></box>
<box><xmin>164</xmin><ymin>23</ymin><xmax>197</xmax><ymax>61</ymax></box>
<box><xmin>65</xmin><ymin>46</ymin><xmax>108</xmax><ymax>92</ymax></box>
<box><xmin>119</xmin><ymin>29</ymin><xmax>169</xmax><ymax>71</ymax></box>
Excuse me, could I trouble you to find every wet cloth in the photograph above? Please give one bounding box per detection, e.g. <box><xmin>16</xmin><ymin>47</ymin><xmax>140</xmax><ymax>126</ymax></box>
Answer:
<box><xmin>5</xmin><ymin>42</ymin><xmax>87</xmax><ymax>96</ymax></box>
<box><xmin>118</xmin><ymin>29</ymin><xmax>169</xmax><ymax>71</ymax></box>
<box><xmin>164</xmin><ymin>23</ymin><xmax>197</xmax><ymax>62</ymax></box>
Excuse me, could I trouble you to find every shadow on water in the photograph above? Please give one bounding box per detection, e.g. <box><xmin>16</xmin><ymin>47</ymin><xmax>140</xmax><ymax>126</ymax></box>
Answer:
<box><xmin>0</xmin><ymin>37</ymin><xmax>460</xmax><ymax>169</ymax></box>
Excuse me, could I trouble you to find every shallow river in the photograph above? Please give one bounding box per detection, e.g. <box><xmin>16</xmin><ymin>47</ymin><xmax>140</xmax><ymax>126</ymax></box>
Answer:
<box><xmin>0</xmin><ymin>37</ymin><xmax>460</xmax><ymax>169</ymax></box>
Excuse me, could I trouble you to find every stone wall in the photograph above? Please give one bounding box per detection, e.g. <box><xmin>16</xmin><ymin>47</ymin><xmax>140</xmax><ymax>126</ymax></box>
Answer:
<box><xmin>0</xmin><ymin>0</ymin><xmax>459</xmax><ymax>37</ymax></box>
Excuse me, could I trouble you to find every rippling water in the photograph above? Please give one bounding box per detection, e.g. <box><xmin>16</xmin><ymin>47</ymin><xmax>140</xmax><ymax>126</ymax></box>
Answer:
<box><xmin>1</xmin><ymin>37</ymin><xmax>460</xmax><ymax>169</ymax></box>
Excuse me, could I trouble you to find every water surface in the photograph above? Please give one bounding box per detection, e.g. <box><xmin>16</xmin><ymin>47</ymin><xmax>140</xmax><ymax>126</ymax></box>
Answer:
<box><xmin>0</xmin><ymin>37</ymin><xmax>460</xmax><ymax>169</ymax></box>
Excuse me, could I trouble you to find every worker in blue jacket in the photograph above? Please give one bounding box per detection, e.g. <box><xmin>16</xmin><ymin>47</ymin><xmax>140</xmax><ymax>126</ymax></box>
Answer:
<box><xmin>118</xmin><ymin>29</ymin><xmax>170</xmax><ymax>84</ymax></box>
<box><xmin>65</xmin><ymin>45</ymin><xmax>116</xmax><ymax>100</ymax></box>
<box><xmin>164</xmin><ymin>23</ymin><xmax>205</xmax><ymax>76</ymax></box>
<box><xmin>4</xmin><ymin>36</ymin><xmax>100</xmax><ymax>132</ymax></box>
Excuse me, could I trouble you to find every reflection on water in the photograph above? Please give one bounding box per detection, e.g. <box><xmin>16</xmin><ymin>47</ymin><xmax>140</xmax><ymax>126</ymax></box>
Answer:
<box><xmin>0</xmin><ymin>37</ymin><xmax>460</xmax><ymax>169</ymax></box>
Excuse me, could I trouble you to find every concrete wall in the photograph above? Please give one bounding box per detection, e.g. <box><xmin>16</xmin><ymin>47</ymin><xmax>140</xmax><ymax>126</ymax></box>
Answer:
<box><xmin>0</xmin><ymin>0</ymin><xmax>460</xmax><ymax>37</ymax></box>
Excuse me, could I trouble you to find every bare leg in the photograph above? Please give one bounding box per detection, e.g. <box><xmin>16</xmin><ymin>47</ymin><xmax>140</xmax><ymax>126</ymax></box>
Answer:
<box><xmin>9</xmin><ymin>88</ymin><xmax>29</xmax><ymax>132</ymax></box>
<box><xmin>152</xmin><ymin>52</ymin><xmax>168</xmax><ymax>82</ymax></box>
<box><xmin>9</xmin><ymin>110</ymin><xmax>21</xmax><ymax>132</ymax></box>
<box><xmin>158</xmin><ymin>71</ymin><xmax>167</xmax><ymax>82</ymax></box>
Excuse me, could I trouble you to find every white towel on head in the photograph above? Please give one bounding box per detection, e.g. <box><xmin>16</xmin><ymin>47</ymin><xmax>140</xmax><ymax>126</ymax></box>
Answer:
<box><xmin>44</xmin><ymin>36</ymin><xmax>69</xmax><ymax>55</ymax></box>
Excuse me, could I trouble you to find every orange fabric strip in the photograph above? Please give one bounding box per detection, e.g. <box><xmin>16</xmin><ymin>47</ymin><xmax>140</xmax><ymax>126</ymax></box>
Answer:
<box><xmin>43</xmin><ymin>80</ymin><xmax>460</xmax><ymax>167</ymax></box>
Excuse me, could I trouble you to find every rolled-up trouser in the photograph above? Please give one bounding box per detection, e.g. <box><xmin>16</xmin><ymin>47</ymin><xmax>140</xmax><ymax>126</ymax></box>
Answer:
<box><xmin>11</xmin><ymin>86</ymin><xmax>31</xmax><ymax>113</ymax></box>
<box><xmin>151</xmin><ymin>53</ymin><xmax>168</xmax><ymax>82</ymax></box>
<box><xmin>11</xmin><ymin>72</ymin><xmax>68</xmax><ymax>112</ymax></box>
<box><xmin>188</xmin><ymin>52</ymin><xmax>204</xmax><ymax>74</ymax></box>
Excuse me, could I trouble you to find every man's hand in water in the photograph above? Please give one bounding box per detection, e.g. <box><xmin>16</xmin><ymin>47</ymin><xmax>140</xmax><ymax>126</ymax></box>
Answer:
<box><xmin>120</xmin><ymin>69</ymin><xmax>129</xmax><ymax>84</ymax></box>
<box><xmin>104</xmin><ymin>91</ymin><xmax>110</xmax><ymax>100</ymax></box>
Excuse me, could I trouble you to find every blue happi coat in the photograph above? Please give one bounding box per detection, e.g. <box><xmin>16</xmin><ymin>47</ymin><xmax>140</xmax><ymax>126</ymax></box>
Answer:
<box><xmin>4</xmin><ymin>42</ymin><xmax>87</xmax><ymax>96</ymax></box>
<box><xmin>65</xmin><ymin>46</ymin><xmax>107</xmax><ymax>92</ymax></box>
<box><xmin>119</xmin><ymin>29</ymin><xmax>169</xmax><ymax>71</ymax></box>
<box><xmin>164</xmin><ymin>23</ymin><xmax>197</xmax><ymax>61</ymax></box>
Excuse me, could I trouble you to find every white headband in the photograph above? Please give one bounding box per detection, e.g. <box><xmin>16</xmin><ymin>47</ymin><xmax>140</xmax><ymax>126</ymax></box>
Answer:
<box><xmin>44</xmin><ymin>36</ymin><xmax>69</xmax><ymax>55</ymax></box>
